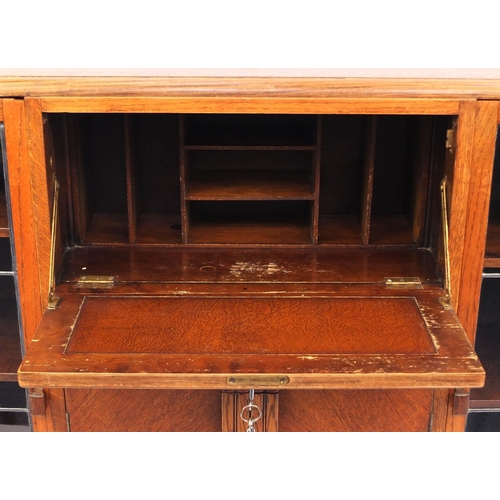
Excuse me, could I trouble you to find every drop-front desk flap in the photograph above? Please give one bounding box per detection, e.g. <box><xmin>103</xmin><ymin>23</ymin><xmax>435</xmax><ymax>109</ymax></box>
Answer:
<box><xmin>18</xmin><ymin>285</ymin><xmax>485</xmax><ymax>390</ymax></box>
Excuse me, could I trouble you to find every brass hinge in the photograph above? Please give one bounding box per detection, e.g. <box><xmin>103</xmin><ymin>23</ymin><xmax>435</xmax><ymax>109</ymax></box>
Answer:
<box><xmin>445</xmin><ymin>118</ymin><xmax>457</xmax><ymax>153</ymax></box>
<box><xmin>76</xmin><ymin>276</ymin><xmax>115</xmax><ymax>289</ymax></box>
<box><xmin>385</xmin><ymin>277</ymin><xmax>422</xmax><ymax>289</ymax></box>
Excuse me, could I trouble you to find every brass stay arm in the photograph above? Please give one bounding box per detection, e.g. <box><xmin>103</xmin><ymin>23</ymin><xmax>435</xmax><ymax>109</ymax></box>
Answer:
<box><xmin>440</xmin><ymin>176</ymin><xmax>452</xmax><ymax>308</ymax></box>
<box><xmin>47</xmin><ymin>178</ymin><xmax>60</xmax><ymax>310</ymax></box>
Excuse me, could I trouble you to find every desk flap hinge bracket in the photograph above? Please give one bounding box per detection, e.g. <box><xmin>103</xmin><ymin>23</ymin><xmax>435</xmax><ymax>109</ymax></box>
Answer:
<box><xmin>385</xmin><ymin>277</ymin><xmax>422</xmax><ymax>289</ymax></box>
<box><xmin>76</xmin><ymin>276</ymin><xmax>115</xmax><ymax>289</ymax></box>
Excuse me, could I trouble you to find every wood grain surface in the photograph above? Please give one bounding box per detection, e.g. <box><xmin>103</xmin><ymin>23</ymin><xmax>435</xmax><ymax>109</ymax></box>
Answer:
<box><xmin>65</xmin><ymin>388</ymin><xmax>222</xmax><ymax>431</ymax></box>
<box><xmin>0</xmin><ymin>71</ymin><xmax>499</xmax><ymax>99</ymax></box>
<box><xmin>2</xmin><ymin>100</ymin><xmax>44</xmax><ymax>348</ymax></box>
<box><xmin>58</xmin><ymin>246</ymin><xmax>440</xmax><ymax>284</ymax></box>
<box><xmin>278</xmin><ymin>389</ymin><xmax>433</xmax><ymax>432</ymax></box>
<box><xmin>39</xmin><ymin>97</ymin><xmax>461</xmax><ymax>115</ymax></box>
<box><xmin>18</xmin><ymin>287</ymin><xmax>484</xmax><ymax>390</ymax></box>
<box><xmin>65</xmin><ymin>296</ymin><xmax>435</xmax><ymax>355</ymax></box>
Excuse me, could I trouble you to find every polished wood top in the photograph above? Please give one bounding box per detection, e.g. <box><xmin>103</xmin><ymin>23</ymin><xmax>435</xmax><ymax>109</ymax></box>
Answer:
<box><xmin>1</xmin><ymin>69</ymin><xmax>500</xmax><ymax>98</ymax></box>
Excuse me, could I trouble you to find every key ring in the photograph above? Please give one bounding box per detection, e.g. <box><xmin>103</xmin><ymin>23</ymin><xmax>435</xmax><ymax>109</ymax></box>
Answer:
<box><xmin>240</xmin><ymin>403</ymin><xmax>262</xmax><ymax>428</ymax></box>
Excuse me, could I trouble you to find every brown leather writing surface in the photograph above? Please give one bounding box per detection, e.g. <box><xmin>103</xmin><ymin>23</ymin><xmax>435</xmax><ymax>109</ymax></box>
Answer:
<box><xmin>66</xmin><ymin>296</ymin><xmax>435</xmax><ymax>355</ymax></box>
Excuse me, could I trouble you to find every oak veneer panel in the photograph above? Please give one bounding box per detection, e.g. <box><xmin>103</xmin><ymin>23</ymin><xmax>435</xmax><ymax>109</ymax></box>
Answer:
<box><xmin>456</xmin><ymin>101</ymin><xmax>498</xmax><ymax>341</ymax></box>
<box><xmin>25</xmin><ymin>98</ymin><xmax>53</xmax><ymax>311</ymax></box>
<box><xmin>3</xmin><ymin>100</ymin><xmax>44</xmax><ymax>348</ymax></box>
<box><xmin>59</xmin><ymin>247</ymin><xmax>440</xmax><ymax>284</ymax></box>
<box><xmin>66</xmin><ymin>296</ymin><xmax>435</xmax><ymax>355</ymax></box>
<box><xmin>65</xmin><ymin>389</ymin><xmax>222</xmax><ymax>432</ymax></box>
<box><xmin>278</xmin><ymin>389</ymin><xmax>433</xmax><ymax>432</ymax></box>
<box><xmin>40</xmin><ymin>97</ymin><xmax>461</xmax><ymax>115</ymax></box>
<box><xmin>18</xmin><ymin>288</ymin><xmax>484</xmax><ymax>390</ymax></box>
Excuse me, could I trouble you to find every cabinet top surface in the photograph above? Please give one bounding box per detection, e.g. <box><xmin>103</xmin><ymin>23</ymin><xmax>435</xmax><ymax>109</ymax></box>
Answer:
<box><xmin>1</xmin><ymin>69</ymin><xmax>500</xmax><ymax>98</ymax></box>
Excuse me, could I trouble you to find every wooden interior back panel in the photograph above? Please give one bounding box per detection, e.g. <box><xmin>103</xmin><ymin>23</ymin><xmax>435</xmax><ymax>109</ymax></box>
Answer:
<box><xmin>66</xmin><ymin>296</ymin><xmax>435</xmax><ymax>355</ymax></box>
<box><xmin>278</xmin><ymin>389</ymin><xmax>433</xmax><ymax>432</ymax></box>
<box><xmin>66</xmin><ymin>388</ymin><xmax>222</xmax><ymax>432</ymax></box>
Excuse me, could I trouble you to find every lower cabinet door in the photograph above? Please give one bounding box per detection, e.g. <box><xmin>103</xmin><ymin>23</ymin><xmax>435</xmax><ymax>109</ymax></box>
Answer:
<box><xmin>64</xmin><ymin>388</ymin><xmax>435</xmax><ymax>432</ymax></box>
<box><xmin>278</xmin><ymin>389</ymin><xmax>434</xmax><ymax>432</ymax></box>
<box><xmin>65</xmin><ymin>389</ymin><xmax>222</xmax><ymax>432</ymax></box>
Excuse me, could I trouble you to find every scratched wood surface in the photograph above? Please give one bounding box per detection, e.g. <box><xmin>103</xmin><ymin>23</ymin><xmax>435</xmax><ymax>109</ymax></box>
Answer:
<box><xmin>18</xmin><ymin>287</ymin><xmax>484</xmax><ymax>390</ymax></box>
<box><xmin>58</xmin><ymin>246</ymin><xmax>440</xmax><ymax>284</ymax></box>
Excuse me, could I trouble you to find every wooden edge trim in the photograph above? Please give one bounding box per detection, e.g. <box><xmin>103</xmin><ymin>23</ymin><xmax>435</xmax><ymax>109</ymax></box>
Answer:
<box><xmin>0</xmin><ymin>100</ymin><xmax>3</xmax><ymax>121</ymax></box>
<box><xmin>17</xmin><ymin>371</ymin><xmax>485</xmax><ymax>391</ymax></box>
<box><xmin>41</xmin><ymin>97</ymin><xmax>461</xmax><ymax>115</ymax></box>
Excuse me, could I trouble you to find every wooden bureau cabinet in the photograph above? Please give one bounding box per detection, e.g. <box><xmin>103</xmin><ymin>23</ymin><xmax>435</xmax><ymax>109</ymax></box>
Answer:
<box><xmin>0</xmin><ymin>71</ymin><xmax>499</xmax><ymax>432</ymax></box>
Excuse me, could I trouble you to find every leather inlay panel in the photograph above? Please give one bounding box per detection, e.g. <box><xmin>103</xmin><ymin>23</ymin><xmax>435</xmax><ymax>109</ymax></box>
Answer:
<box><xmin>66</xmin><ymin>296</ymin><xmax>436</xmax><ymax>355</ymax></box>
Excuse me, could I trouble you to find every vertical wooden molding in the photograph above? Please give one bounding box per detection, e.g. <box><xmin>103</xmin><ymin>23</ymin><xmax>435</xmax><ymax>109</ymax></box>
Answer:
<box><xmin>360</xmin><ymin>116</ymin><xmax>376</xmax><ymax>244</ymax></box>
<box><xmin>429</xmin><ymin>389</ymin><xmax>450</xmax><ymax>432</ymax></box>
<box><xmin>456</xmin><ymin>100</ymin><xmax>498</xmax><ymax>342</ymax></box>
<box><xmin>0</xmin><ymin>100</ymin><xmax>3</xmax><ymax>121</ymax></box>
<box><xmin>448</xmin><ymin>101</ymin><xmax>476</xmax><ymax>311</ymax></box>
<box><xmin>3</xmin><ymin>99</ymin><xmax>44</xmax><ymax>348</ymax></box>
<box><xmin>125</xmin><ymin>114</ymin><xmax>138</xmax><ymax>243</ymax></box>
<box><xmin>311</xmin><ymin>115</ymin><xmax>322</xmax><ymax>244</ymax></box>
<box><xmin>24</xmin><ymin>97</ymin><xmax>52</xmax><ymax>310</ymax></box>
<box><xmin>179</xmin><ymin>114</ymin><xmax>189</xmax><ymax>243</ymax></box>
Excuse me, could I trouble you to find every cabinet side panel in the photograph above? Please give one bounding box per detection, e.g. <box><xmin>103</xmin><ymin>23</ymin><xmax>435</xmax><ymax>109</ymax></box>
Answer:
<box><xmin>457</xmin><ymin>101</ymin><xmax>499</xmax><ymax>341</ymax></box>
<box><xmin>24</xmin><ymin>98</ymin><xmax>52</xmax><ymax>310</ymax></box>
<box><xmin>66</xmin><ymin>389</ymin><xmax>222</xmax><ymax>432</ymax></box>
<box><xmin>3</xmin><ymin>99</ymin><xmax>43</xmax><ymax>347</ymax></box>
<box><xmin>278</xmin><ymin>389</ymin><xmax>433</xmax><ymax>432</ymax></box>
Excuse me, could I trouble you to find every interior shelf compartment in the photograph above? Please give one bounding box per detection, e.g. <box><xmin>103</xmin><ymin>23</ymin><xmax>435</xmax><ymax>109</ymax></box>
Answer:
<box><xmin>484</xmin><ymin>127</ymin><xmax>500</xmax><ymax>267</ymax></box>
<box><xmin>0</xmin><ymin>276</ymin><xmax>22</xmax><ymax>382</ymax></box>
<box><xmin>49</xmin><ymin>112</ymin><xmax>448</xmax><ymax>249</ymax></box>
<box><xmin>470</xmin><ymin>274</ymin><xmax>500</xmax><ymax>409</ymax></box>
<box><xmin>67</xmin><ymin>114</ymin><xmax>182</xmax><ymax>245</ymax></box>
<box><xmin>183</xmin><ymin>114</ymin><xmax>318</xmax><ymax>147</ymax></box>
<box><xmin>186</xmin><ymin>201</ymin><xmax>313</xmax><ymax>245</ymax></box>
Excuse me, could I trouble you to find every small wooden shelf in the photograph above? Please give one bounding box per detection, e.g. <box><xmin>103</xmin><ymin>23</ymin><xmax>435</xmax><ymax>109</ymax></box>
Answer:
<box><xmin>188</xmin><ymin>215</ymin><xmax>312</xmax><ymax>244</ymax></box>
<box><xmin>318</xmin><ymin>215</ymin><xmax>364</xmax><ymax>245</ymax></box>
<box><xmin>134</xmin><ymin>214</ymin><xmax>182</xmax><ymax>244</ymax></box>
<box><xmin>83</xmin><ymin>213</ymin><xmax>129</xmax><ymax>244</ymax></box>
<box><xmin>369</xmin><ymin>215</ymin><xmax>415</xmax><ymax>245</ymax></box>
<box><xmin>0</xmin><ymin>189</ymin><xmax>8</xmax><ymax>238</ymax></box>
<box><xmin>186</xmin><ymin>171</ymin><xmax>315</xmax><ymax>200</ymax></box>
